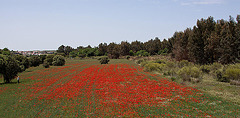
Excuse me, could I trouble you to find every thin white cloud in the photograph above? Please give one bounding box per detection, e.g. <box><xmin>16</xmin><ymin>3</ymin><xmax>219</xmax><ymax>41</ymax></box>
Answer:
<box><xmin>176</xmin><ymin>0</ymin><xmax>225</xmax><ymax>6</ymax></box>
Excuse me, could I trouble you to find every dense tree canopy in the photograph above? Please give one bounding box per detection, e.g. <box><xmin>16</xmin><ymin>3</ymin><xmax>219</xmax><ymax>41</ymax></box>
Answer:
<box><xmin>56</xmin><ymin>15</ymin><xmax>239</xmax><ymax>64</ymax></box>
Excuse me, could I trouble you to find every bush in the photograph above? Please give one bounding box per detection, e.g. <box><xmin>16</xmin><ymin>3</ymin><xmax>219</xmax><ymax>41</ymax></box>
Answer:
<box><xmin>171</xmin><ymin>77</ymin><xmax>176</xmax><ymax>81</ymax></box>
<box><xmin>191</xmin><ymin>67</ymin><xmax>201</xmax><ymax>78</ymax></box>
<box><xmin>143</xmin><ymin>63</ymin><xmax>160</xmax><ymax>72</ymax></box>
<box><xmin>135</xmin><ymin>50</ymin><xmax>149</xmax><ymax>57</ymax></box>
<box><xmin>140</xmin><ymin>61</ymin><xmax>148</xmax><ymax>67</ymax></box>
<box><xmin>0</xmin><ymin>55</ymin><xmax>20</xmax><ymax>83</ymax></box>
<box><xmin>43</xmin><ymin>60</ymin><xmax>50</xmax><ymax>68</ymax></box>
<box><xmin>177</xmin><ymin>66</ymin><xmax>191</xmax><ymax>82</ymax></box>
<box><xmin>52</xmin><ymin>55</ymin><xmax>65</xmax><ymax>66</ymax></box>
<box><xmin>155</xmin><ymin>59</ymin><xmax>166</xmax><ymax>64</ymax></box>
<box><xmin>45</xmin><ymin>55</ymin><xmax>54</xmax><ymax>65</ymax></box>
<box><xmin>215</xmin><ymin>70</ymin><xmax>230</xmax><ymax>82</ymax></box>
<box><xmin>178</xmin><ymin>60</ymin><xmax>190</xmax><ymax>68</ymax></box>
<box><xmin>100</xmin><ymin>57</ymin><xmax>110</xmax><ymax>64</ymax></box>
<box><xmin>210</xmin><ymin>62</ymin><xmax>223</xmax><ymax>72</ymax></box>
<box><xmin>19</xmin><ymin>65</ymin><xmax>26</xmax><ymax>72</ymax></box>
<box><xmin>177</xmin><ymin>66</ymin><xmax>202</xmax><ymax>83</ymax></box>
<box><xmin>129</xmin><ymin>50</ymin><xmax>134</xmax><ymax>56</ymax></box>
<box><xmin>29</xmin><ymin>56</ymin><xmax>41</xmax><ymax>67</ymax></box>
<box><xmin>224</xmin><ymin>68</ymin><xmax>240</xmax><ymax>81</ymax></box>
<box><xmin>136</xmin><ymin>59</ymin><xmax>145</xmax><ymax>64</ymax></box>
<box><xmin>200</xmin><ymin>65</ymin><xmax>211</xmax><ymax>74</ymax></box>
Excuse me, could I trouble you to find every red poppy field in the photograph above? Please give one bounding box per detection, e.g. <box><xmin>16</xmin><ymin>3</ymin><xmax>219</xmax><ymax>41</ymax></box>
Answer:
<box><xmin>0</xmin><ymin>59</ymin><xmax>239</xmax><ymax>117</ymax></box>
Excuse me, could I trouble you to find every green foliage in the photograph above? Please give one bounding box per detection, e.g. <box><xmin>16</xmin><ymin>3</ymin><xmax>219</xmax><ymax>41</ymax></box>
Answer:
<box><xmin>171</xmin><ymin>77</ymin><xmax>176</xmax><ymax>81</ymax></box>
<box><xmin>177</xmin><ymin>66</ymin><xmax>191</xmax><ymax>82</ymax></box>
<box><xmin>40</xmin><ymin>55</ymin><xmax>47</xmax><ymax>64</ymax></box>
<box><xmin>143</xmin><ymin>63</ymin><xmax>166</xmax><ymax>72</ymax></box>
<box><xmin>29</xmin><ymin>56</ymin><xmax>41</xmax><ymax>67</ymax></box>
<box><xmin>0</xmin><ymin>55</ymin><xmax>20</xmax><ymax>83</ymax></box>
<box><xmin>191</xmin><ymin>67</ymin><xmax>201</xmax><ymax>78</ymax></box>
<box><xmin>15</xmin><ymin>55</ymin><xmax>30</xmax><ymax>69</ymax></box>
<box><xmin>200</xmin><ymin>65</ymin><xmax>211</xmax><ymax>74</ymax></box>
<box><xmin>57</xmin><ymin>45</ymin><xmax>73</xmax><ymax>56</ymax></box>
<box><xmin>224</xmin><ymin>68</ymin><xmax>240</xmax><ymax>81</ymax></box>
<box><xmin>129</xmin><ymin>50</ymin><xmax>134</xmax><ymax>56</ymax></box>
<box><xmin>77</xmin><ymin>48</ymin><xmax>98</xmax><ymax>57</ymax></box>
<box><xmin>177</xmin><ymin>66</ymin><xmax>202</xmax><ymax>82</ymax></box>
<box><xmin>143</xmin><ymin>63</ymin><xmax>159</xmax><ymax>72</ymax></box>
<box><xmin>178</xmin><ymin>60</ymin><xmax>190</xmax><ymax>68</ymax></box>
<box><xmin>19</xmin><ymin>65</ymin><xmax>26</xmax><ymax>72</ymax></box>
<box><xmin>69</xmin><ymin>51</ymin><xmax>77</xmax><ymax>58</ymax></box>
<box><xmin>52</xmin><ymin>55</ymin><xmax>65</xmax><ymax>66</ymax></box>
<box><xmin>43</xmin><ymin>59</ymin><xmax>50</xmax><ymax>68</ymax></box>
<box><xmin>158</xmin><ymin>48</ymin><xmax>168</xmax><ymax>55</ymax></box>
<box><xmin>2</xmin><ymin>48</ymin><xmax>11</xmax><ymax>55</ymax></box>
<box><xmin>154</xmin><ymin>59</ymin><xmax>166</xmax><ymax>64</ymax></box>
<box><xmin>45</xmin><ymin>55</ymin><xmax>54</xmax><ymax>65</ymax></box>
<box><xmin>99</xmin><ymin>57</ymin><xmax>110</xmax><ymax>64</ymax></box>
<box><xmin>135</xmin><ymin>50</ymin><xmax>149</xmax><ymax>57</ymax></box>
<box><xmin>136</xmin><ymin>59</ymin><xmax>145</xmax><ymax>64</ymax></box>
<box><xmin>215</xmin><ymin>70</ymin><xmax>230</xmax><ymax>82</ymax></box>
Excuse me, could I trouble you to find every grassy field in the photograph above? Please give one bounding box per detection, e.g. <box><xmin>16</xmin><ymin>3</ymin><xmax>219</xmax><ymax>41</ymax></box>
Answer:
<box><xmin>0</xmin><ymin>59</ymin><xmax>239</xmax><ymax>117</ymax></box>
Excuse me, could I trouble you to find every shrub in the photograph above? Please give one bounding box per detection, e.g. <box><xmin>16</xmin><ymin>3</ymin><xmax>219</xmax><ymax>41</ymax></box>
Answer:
<box><xmin>155</xmin><ymin>59</ymin><xmax>166</xmax><ymax>64</ymax></box>
<box><xmin>140</xmin><ymin>61</ymin><xmax>149</xmax><ymax>67</ymax></box>
<box><xmin>191</xmin><ymin>67</ymin><xmax>201</xmax><ymax>78</ymax></box>
<box><xmin>52</xmin><ymin>55</ymin><xmax>65</xmax><ymax>66</ymax></box>
<box><xmin>210</xmin><ymin>62</ymin><xmax>223</xmax><ymax>73</ymax></box>
<box><xmin>45</xmin><ymin>55</ymin><xmax>54</xmax><ymax>65</ymax></box>
<box><xmin>29</xmin><ymin>56</ymin><xmax>41</xmax><ymax>67</ymax></box>
<box><xmin>224</xmin><ymin>68</ymin><xmax>240</xmax><ymax>81</ymax></box>
<box><xmin>215</xmin><ymin>70</ymin><xmax>230</xmax><ymax>82</ymax></box>
<box><xmin>129</xmin><ymin>50</ymin><xmax>134</xmax><ymax>56</ymax></box>
<box><xmin>136</xmin><ymin>50</ymin><xmax>149</xmax><ymax>57</ymax></box>
<box><xmin>177</xmin><ymin>66</ymin><xmax>191</xmax><ymax>82</ymax></box>
<box><xmin>43</xmin><ymin>60</ymin><xmax>50</xmax><ymax>68</ymax></box>
<box><xmin>178</xmin><ymin>60</ymin><xmax>189</xmax><ymax>68</ymax></box>
<box><xmin>0</xmin><ymin>55</ymin><xmax>20</xmax><ymax>83</ymax></box>
<box><xmin>19</xmin><ymin>65</ymin><xmax>26</xmax><ymax>72</ymax></box>
<box><xmin>200</xmin><ymin>65</ymin><xmax>211</xmax><ymax>74</ymax></box>
<box><xmin>136</xmin><ymin>59</ymin><xmax>145</xmax><ymax>64</ymax></box>
<box><xmin>100</xmin><ymin>57</ymin><xmax>109</xmax><ymax>64</ymax></box>
<box><xmin>177</xmin><ymin>66</ymin><xmax>202</xmax><ymax>83</ymax></box>
<box><xmin>171</xmin><ymin>77</ymin><xmax>176</xmax><ymax>81</ymax></box>
<box><xmin>143</xmin><ymin>63</ymin><xmax>160</xmax><ymax>72</ymax></box>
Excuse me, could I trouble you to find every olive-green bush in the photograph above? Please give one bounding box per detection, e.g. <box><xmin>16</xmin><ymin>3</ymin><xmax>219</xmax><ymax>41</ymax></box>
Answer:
<box><xmin>43</xmin><ymin>60</ymin><xmax>50</xmax><ymax>68</ymax></box>
<box><xmin>178</xmin><ymin>60</ymin><xmax>190</xmax><ymax>68</ymax></box>
<box><xmin>224</xmin><ymin>68</ymin><xmax>240</xmax><ymax>81</ymax></box>
<box><xmin>52</xmin><ymin>55</ymin><xmax>65</xmax><ymax>66</ymax></box>
<box><xmin>143</xmin><ymin>63</ymin><xmax>160</xmax><ymax>72</ymax></box>
<box><xmin>99</xmin><ymin>57</ymin><xmax>110</xmax><ymax>64</ymax></box>
<box><xmin>177</xmin><ymin>66</ymin><xmax>202</xmax><ymax>83</ymax></box>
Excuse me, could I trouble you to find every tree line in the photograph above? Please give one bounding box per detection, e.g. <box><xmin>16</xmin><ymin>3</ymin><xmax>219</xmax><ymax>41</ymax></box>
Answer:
<box><xmin>0</xmin><ymin>48</ymin><xmax>65</xmax><ymax>83</ymax></box>
<box><xmin>58</xmin><ymin>15</ymin><xmax>239</xmax><ymax>64</ymax></box>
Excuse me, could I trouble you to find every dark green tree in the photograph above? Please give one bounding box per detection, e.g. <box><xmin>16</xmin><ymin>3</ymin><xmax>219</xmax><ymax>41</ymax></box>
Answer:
<box><xmin>29</xmin><ymin>56</ymin><xmax>41</xmax><ymax>67</ymax></box>
<box><xmin>52</xmin><ymin>55</ymin><xmax>65</xmax><ymax>66</ymax></box>
<box><xmin>119</xmin><ymin>41</ymin><xmax>130</xmax><ymax>56</ymax></box>
<box><xmin>0</xmin><ymin>55</ymin><xmax>20</xmax><ymax>83</ymax></box>
<box><xmin>107</xmin><ymin>43</ymin><xmax>120</xmax><ymax>59</ymax></box>
<box><xmin>98</xmin><ymin>43</ymin><xmax>108</xmax><ymax>56</ymax></box>
<box><xmin>130</xmin><ymin>41</ymin><xmax>144</xmax><ymax>53</ymax></box>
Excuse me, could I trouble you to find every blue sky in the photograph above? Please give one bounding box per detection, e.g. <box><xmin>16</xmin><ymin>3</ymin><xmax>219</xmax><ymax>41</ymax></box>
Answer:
<box><xmin>0</xmin><ymin>0</ymin><xmax>239</xmax><ymax>51</ymax></box>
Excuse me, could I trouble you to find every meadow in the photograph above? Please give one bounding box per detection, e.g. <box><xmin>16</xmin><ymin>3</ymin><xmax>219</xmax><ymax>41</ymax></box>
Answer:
<box><xmin>0</xmin><ymin>59</ymin><xmax>239</xmax><ymax>117</ymax></box>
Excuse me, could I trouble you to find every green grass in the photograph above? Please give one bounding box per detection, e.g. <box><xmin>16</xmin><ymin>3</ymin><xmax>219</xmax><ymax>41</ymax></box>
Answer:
<box><xmin>0</xmin><ymin>59</ymin><xmax>239</xmax><ymax>117</ymax></box>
